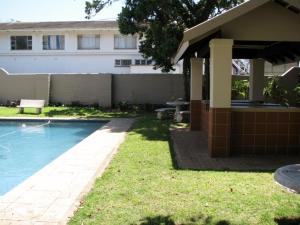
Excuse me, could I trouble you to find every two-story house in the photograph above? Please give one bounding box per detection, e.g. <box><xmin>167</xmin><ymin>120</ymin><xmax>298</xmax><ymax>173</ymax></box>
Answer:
<box><xmin>0</xmin><ymin>21</ymin><xmax>182</xmax><ymax>74</ymax></box>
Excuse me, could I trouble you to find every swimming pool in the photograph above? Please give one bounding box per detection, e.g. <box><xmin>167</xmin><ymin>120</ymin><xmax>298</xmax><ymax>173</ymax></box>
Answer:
<box><xmin>0</xmin><ymin>119</ymin><xmax>106</xmax><ymax>195</ymax></box>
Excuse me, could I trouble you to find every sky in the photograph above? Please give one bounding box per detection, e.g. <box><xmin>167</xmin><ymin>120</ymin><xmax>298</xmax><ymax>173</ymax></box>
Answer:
<box><xmin>0</xmin><ymin>0</ymin><xmax>124</xmax><ymax>22</ymax></box>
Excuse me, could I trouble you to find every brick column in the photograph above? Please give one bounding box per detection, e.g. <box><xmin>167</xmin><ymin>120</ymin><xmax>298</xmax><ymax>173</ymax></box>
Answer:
<box><xmin>249</xmin><ymin>59</ymin><xmax>265</xmax><ymax>102</ymax></box>
<box><xmin>208</xmin><ymin>39</ymin><xmax>233</xmax><ymax>157</ymax></box>
<box><xmin>190</xmin><ymin>58</ymin><xmax>203</xmax><ymax>130</ymax></box>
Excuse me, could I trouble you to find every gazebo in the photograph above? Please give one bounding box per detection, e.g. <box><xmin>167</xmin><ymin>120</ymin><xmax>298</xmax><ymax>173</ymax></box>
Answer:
<box><xmin>174</xmin><ymin>0</ymin><xmax>300</xmax><ymax>157</ymax></box>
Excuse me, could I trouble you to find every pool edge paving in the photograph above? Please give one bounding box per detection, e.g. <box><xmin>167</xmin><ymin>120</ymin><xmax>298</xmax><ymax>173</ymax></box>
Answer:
<box><xmin>0</xmin><ymin>118</ymin><xmax>134</xmax><ymax>225</ymax></box>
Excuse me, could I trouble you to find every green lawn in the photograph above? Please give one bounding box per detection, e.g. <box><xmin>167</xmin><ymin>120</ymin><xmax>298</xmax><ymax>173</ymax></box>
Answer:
<box><xmin>0</xmin><ymin>106</ymin><xmax>138</xmax><ymax>118</ymax></box>
<box><xmin>68</xmin><ymin>116</ymin><xmax>300</xmax><ymax>225</ymax></box>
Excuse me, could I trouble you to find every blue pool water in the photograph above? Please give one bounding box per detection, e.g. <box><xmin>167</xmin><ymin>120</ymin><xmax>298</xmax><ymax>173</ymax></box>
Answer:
<box><xmin>0</xmin><ymin>120</ymin><xmax>105</xmax><ymax>195</ymax></box>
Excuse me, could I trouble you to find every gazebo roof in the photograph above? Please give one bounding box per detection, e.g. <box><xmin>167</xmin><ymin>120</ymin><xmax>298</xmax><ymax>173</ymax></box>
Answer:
<box><xmin>174</xmin><ymin>0</ymin><xmax>300</xmax><ymax>64</ymax></box>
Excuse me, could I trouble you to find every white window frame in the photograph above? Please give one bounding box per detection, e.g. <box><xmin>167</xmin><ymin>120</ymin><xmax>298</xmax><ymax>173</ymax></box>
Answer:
<box><xmin>43</xmin><ymin>35</ymin><xmax>65</xmax><ymax>50</ymax></box>
<box><xmin>115</xmin><ymin>59</ymin><xmax>132</xmax><ymax>67</ymax></box>
<box><xmin>11</xmin><ymin>36</ymin><xmax>32</xmax><ymax>50</ymax></box>
<box><xmin>114</xmin><ymin>35</ymin><xmax>137</xmax><ymax>49</ymax></box>
<box><xmin>77</xmin><ymin>34</ymin><xmax>100</xmax><ymax>50</ymax></box>
<box><xmin>135</xmin><ymin>59</ymin><xmax>153</xmax><ymax>65</ymax></box>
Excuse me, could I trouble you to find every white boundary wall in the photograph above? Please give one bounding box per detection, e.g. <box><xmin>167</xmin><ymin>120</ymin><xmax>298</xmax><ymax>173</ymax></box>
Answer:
<box><xmin>50</xmin><ymin>74</ymin><xmax>112</xmax><ymax>107</ymax></box>
<box><xmin>0</xmin><ymin>68</ymin><xmax>185</xmax><ymax>107</ymax></box>
<box><xmin>0</xmin><ymin>69</ymin><xmax>50</xmax><ymax>105</ymax></box>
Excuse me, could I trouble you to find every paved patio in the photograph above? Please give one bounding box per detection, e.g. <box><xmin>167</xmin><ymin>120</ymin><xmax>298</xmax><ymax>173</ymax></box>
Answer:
<box><xmin>171</xmin><ymin>128</ymin><xmax>300</xmax><ymax>171</ymax></box>
<box><xmin>0</xmin><ymin>118</ymin><xmax>134</xmax><ymax>225</ymax></box>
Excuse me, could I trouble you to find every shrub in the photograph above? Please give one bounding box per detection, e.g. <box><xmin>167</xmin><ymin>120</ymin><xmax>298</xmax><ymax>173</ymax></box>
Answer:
<box><xmin>48</xmin><ymin>102</ymin><xmax>63</xmax><ymax>107</ymax></box>
<box><xmin>293</xmin><ymin>86</ymin><xmax>300</xmax><ymax>106</ymax></box>
<box><xmin>232</xmin><ymin>79</ymin><xmax>249</xmax><ymax>100</ymax></box>
<box><xmin>118</xmin><ymin>101</ymin><xmax>131</xmax><ymax>111</ymax></box>
<box><xmin>70</xmin><ymin>101</ymin><xmax>82</xmax><ymax>107</ymax></box>
<box><xmin>90</xmin><ymin>102</ymin><xmax>100</xmax><ymax>108</ymax></box>
<box><xmin>264</xmin><ymin>76</ymin><xmax>288</xmax><ymax>106</ymax></box>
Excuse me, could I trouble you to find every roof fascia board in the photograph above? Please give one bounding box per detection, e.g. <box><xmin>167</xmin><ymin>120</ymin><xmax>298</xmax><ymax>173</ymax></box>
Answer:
<box><xmin>174</xmin><ymin>41</ymin><xmax>189</xmax><ymax>63</ymax></box>
<box><xmin>189</xmin><ymin>29</ymin><xmax>220</xmax><ymax>45</ymax></box>
<box><xmin>0</xmin><ymin>28</ymin><xmax>119</xmax><ymax>32</ymax></box>
<box><xmin>174</xmin><ymin>29</ymin><xmax>220</xmax><ymax>62</ymax></box>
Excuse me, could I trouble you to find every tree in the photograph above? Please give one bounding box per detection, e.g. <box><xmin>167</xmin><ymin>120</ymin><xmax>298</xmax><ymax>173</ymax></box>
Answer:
<box><xmin>86</xmin><ymin>0</ymin><xmax>244</xmax><ymax>99</ymax></box>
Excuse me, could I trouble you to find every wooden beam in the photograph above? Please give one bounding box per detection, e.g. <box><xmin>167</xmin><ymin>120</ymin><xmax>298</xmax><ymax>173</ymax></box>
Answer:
<box><xmin>291</xmin><ymin>48</ymin><xmax>300</xmax><ymax>57</ymax></box>
<box><xmin>284</xmin><ymin>53</ymin><xmax>296</xmax><ymax>61</ymax></box>
<box><xmin>274</xmin><ymin>0</ymin><xmax>289</xmax><ymax>7</ymax></box>
<box><xmin>265</xmin><ymin>57</ymin><xmax>278</xmax><ymax>64</ymax></box>
<box><xmin>288</xmin><ymin>5</ymin><xmax>300</xmax><ymax>14</ymax></box>
<box><xmin>273</xmin><ymin>55</ymin><xmax>287</xmax><ymax>63</ymax></box>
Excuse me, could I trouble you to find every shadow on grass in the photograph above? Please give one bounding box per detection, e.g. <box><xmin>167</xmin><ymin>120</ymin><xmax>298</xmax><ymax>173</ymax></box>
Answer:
<box><xmin>131</xmin><ymin>214</ymin><xmax>234</xmax><ymax>225</ymax></box>
<box><xmin>131</xmin><ymin>214</ymin><xmax>300</xmax><ymax>225</ymax></box>
<box><xmin>168</xmin><ymin>135</ymin><xmax>180</xmax><ymax>170</ymax></box>
<box><xmin>275</xmin><ymin>217</ymin><xmax>300</xmax><ymax>225</ymax></box>
<box><xmin>132</xmin><ymin>116</ymin><xmax>171</xmax><ymax>141</ymax></box>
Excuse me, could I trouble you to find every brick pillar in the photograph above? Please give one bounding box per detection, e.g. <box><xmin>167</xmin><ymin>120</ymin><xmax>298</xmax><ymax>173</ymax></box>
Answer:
<box><xmin>190</xmin><ymin>100</ymin><xmax>202</xmax><ymax>130</ymax></box>
<box><xmin>208</xmin><ymin>39</ymin><xmax>233</xmax><ymax>157</ymax></box>
<box><xmin>208</xmin><ymin>108</ymin><xmax>231</xmax><ymax>157</ymax></box>
<box><xmin>190</xmin><ymin>58</ymin><xmax>203</xmax><ymax>131</ymax></box>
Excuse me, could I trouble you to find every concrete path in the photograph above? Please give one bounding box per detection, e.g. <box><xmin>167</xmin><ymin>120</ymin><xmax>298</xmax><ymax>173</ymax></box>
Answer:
<box><xmin>0</xmin><ymin>118</ymin><xmax>134</xmax><ymax>225</ymax></box>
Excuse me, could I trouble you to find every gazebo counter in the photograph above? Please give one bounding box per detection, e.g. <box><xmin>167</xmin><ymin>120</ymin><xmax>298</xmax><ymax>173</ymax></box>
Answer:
<box><xmin>231</xmin><ymin>106</ymin><xmax>300</xmax><ymax>155</ymax></box>
<box><xmin>231</xmin><ymin>106</ymin><xmax>300</xmax><ymax>113</ymax></box>
<box><xmin>197</xmin><ymin>100</ymin><xmax>299</xmax><ymax>156</ymax></box>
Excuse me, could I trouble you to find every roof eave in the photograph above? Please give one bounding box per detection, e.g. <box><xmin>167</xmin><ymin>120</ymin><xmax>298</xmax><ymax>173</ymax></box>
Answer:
<box><xmin>173</xmin><ymin>41</ymin><xmax>189</xmax><ymax>63</ymax></box>
<box><xmin>0</xmin><ymin>28</ymin><xmax>119</xmax><ymax>32</ymax></box>
<box><xmin>183</xmin><ymin>0</ymin><xmax>271</xmax><ymax>43</ymax></box>
<box><xmin>173</xmin><ymin>0</ymin><xmax>273</xmax><ymax>63</ymax></box>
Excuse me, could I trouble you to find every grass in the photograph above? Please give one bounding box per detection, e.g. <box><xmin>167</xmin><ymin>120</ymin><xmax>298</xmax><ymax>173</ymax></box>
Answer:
<box><xmin>68</xmin><ymin>115</ymin><xmax>300</xmax><ymax>225</ymax></box>
<box><xmin>0</xmin><ymin>106</ymin><xmax>139</xmax><ymax>118</ymax></box>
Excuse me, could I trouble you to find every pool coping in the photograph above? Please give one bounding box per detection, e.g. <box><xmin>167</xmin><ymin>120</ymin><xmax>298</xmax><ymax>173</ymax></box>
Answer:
<box><xmin>0</xmin><ymin>116</ymin><xmax>110</xmax><ymax>122</ymax></box>
<box><xmin>0</xmin><ymin>117</ymin><xmax>134</xmax><ymax>224</ymax></box>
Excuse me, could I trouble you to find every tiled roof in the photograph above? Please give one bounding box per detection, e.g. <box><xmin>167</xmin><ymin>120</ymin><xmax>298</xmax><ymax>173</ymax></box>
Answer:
<box><xmin>0</xmin><ymin>21</ymin><xmax>118</xmax><ymax>30</ymax></box>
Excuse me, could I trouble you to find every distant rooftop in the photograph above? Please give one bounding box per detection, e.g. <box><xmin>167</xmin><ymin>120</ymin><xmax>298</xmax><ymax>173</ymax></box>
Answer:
<box><xmin>0</xmin><ymin>21</ymin><xmax>118</xmax><ymax>31</ymax></box>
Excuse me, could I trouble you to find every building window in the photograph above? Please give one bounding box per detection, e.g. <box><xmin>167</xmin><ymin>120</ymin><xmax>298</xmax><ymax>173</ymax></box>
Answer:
<box><xmin>43</xmin><ymin>35</ymin><xmax>65</xmax><ymax>50</ymax></box>
<box><xmin>11</xmin><ymin>36</ymin><xmax>32</xmax><ymax>50</ymax></box>
<box><xmin>135</xmin><ymin>59</ymin><xmax>153</xmax><ymax>65</ymax></box>
<box><xmin>77</xmin><ymin>34</ymin><xmax>100</xmax><ymax>50</ymax></box>
<box><xmin>114</xmin><ymin>35</ymin><xmax>137</xmax><ymax>49</ymax></box>
<box><xmin>115</xmin><ymin>59</ymin><xmax>132</xmax><ymax>67</ymax></box>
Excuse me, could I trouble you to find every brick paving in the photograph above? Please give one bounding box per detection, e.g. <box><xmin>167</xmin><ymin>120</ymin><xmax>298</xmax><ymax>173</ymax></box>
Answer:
<box><xmin>171</xmin><ymin>128</ymin><xmax>300</xmax><ymax>171</ymax></box>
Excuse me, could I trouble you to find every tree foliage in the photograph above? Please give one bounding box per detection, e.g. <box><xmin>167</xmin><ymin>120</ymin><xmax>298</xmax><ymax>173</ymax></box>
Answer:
<box><xmin>86</xmin><ymin>0</ymin><xmax>244</xmax><ymax>72</ymax></box>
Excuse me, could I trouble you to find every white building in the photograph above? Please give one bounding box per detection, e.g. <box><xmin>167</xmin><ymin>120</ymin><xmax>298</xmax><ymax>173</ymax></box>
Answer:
<box><xmin>0</xmin><ymin>21</ymin><xmax>182</xmax><ymax>74</ymax></box>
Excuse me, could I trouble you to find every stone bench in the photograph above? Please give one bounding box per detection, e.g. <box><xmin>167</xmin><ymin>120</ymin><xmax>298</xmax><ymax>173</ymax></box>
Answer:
<box><xmin>17</xmin><ymin>99</ymin><xmax>45</xmax><ymax>114</ymax></box>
